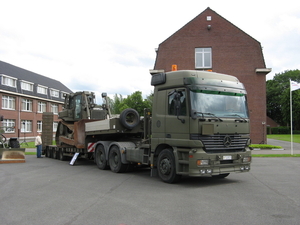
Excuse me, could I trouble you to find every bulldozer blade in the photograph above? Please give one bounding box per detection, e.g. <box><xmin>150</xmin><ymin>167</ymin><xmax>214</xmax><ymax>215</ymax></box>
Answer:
<box><xmin>0</xmin><ymin>148</ymin><xmax>26</xmax><ymax>163</ymax></box>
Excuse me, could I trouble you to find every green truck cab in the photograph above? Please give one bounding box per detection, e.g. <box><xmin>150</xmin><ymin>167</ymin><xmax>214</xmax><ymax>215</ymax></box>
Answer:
<box><xmin>149</xmin><ymin>70</ymin><xmax>251</xmax><ymax>182</ymax></box>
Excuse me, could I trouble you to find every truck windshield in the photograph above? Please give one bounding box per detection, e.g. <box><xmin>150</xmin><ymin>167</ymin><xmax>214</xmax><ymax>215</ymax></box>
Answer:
<box><xmin>190</xmin><ymin>90</ymin><xmax>249</xmax><ymax>118</ymax></box>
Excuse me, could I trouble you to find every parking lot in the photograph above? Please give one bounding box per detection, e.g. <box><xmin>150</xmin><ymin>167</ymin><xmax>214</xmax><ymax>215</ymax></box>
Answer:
<box><xmin>1</xmin><ymin>155</ymin><xmax>299</xmax><ymax>225</ymax></box>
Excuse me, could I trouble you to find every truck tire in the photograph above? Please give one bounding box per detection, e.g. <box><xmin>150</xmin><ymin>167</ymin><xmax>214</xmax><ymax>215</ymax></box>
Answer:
<box><xmin>58</xmin><ymin>149</ymin><xmax>66</xmax><ymax>161</ymax></box>
<box><xmin>45</xmin><ymin>147</ymin><xmax>49</xmax><ymax>158</ymax></box>
<box><xmin>9</xmin><ymin>138</ymin><xmax>20</xmax><ymax>148</ymax></box>
<box><xmin>95</xmin><ymin>145</ymin><xmax>108</xmax><ymax>170</ymax></box>
<box><xmin>109</xmin><ymin>145</ymin><xmax>127</xmax><ymax>173</ymax></box>
<box><xmin>120</xmin><ymin>108</ymin><xmax>140</xmax><ymax>130</ymax></box>
<box><xmin>157</xmin><ymin>149</ymin><xmax>181</xmax><ymax>183</ymax></box>
<box><xmin>53</xmin><ymin>149</ymin><xmax>58</xmax><ymax>159</ymax></box>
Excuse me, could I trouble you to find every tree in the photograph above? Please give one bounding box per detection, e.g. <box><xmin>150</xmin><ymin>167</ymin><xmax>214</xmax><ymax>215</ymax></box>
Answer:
<box><xmin>267</xmin><ymin>69</ymin><xmax>300</xmax><ymax>129</ymax></box>
<box><xmin>109</xmin><ymin>91</ymin><xmax>153</xmax><ymax>116</ymax></box>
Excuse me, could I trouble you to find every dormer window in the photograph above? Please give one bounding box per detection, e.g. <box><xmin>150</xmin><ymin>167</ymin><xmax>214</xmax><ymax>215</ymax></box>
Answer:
<box><xmin>50</xmin><ymin>88</ymin><xmax>59</xmax><ymax>98</ymax></box>
<box><xmin>21</xmin><ymin>80</ymin><xmax>34</xmax><ymax>91</ymax></box>
<box><xmin>37</xmin><ymin>85</ymin><xmax>48</xmax><ymax>95</ymax></box>
<box><xmin>1</xmin><ymin>75</ymin><xmax>17</xmax><ymax>87</ymax></box>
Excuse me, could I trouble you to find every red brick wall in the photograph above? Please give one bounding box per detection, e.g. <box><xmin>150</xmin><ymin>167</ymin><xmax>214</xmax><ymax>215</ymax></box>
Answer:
<box><xmin>0</xmin><ymin>92</ymin><xmax>61</xmax><ymax>141</ymax></box>
<box><xmin>154</xmin><ymin>8</ymin><xmax>268</xmax><ymax>144</ymax></box>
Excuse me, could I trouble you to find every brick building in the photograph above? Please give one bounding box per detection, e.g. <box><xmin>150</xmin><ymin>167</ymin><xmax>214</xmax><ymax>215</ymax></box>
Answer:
<box><xmin>0</xmin><ymin>60</ymin><xmax>72</xmax><ymax>143</ymax></box>
<box><xmin>154</xmin><ymin>7</ymin><xmax>271</xmax><ymax>144</ymax></box>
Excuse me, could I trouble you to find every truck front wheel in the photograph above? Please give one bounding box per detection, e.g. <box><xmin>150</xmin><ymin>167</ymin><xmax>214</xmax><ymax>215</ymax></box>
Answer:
<box><xmin>95</xmin><ymin>145</ymin><xmax>108</xmax><ymax>170</ymax></box>
<box><xmin>157</xmin><ymin>149</ymin><xmax>181</xmax><ymax>183</ymax></box>
<box><xmin>109</xmin><ymin>146</ymin><xmax>127</xmax><ymax>173</ymax></box>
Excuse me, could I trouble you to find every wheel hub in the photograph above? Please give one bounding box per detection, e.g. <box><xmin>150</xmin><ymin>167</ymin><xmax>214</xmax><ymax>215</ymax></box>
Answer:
<box><xmin>160</xmin><ymin>158</ymin><xmax>171</xmax><ymax>175</ymax></box>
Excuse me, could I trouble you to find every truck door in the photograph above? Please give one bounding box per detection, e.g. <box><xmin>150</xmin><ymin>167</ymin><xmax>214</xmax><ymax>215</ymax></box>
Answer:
<box><xmin>165</xmin><ymin>89</ymin><xmax>190</xmax><ymax>141</ymax></box>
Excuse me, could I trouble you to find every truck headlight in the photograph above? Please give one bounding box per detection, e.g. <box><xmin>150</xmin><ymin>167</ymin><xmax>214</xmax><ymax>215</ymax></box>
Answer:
<box><xmin>197</xmin><ymin>159</ymin><xmax>210</xmax><ymax>166</ymax></box>
<box><xmin>242</xmin><ymin>156</ymin><xmax>251</xmax><ymax>163</ymax></box>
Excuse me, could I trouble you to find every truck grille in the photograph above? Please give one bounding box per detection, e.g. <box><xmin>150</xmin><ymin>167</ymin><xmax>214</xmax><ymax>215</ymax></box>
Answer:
<box><xmin>190</xmin><ymin>134</ymin><xmax>248</xmax><ymax>153</ymax></box>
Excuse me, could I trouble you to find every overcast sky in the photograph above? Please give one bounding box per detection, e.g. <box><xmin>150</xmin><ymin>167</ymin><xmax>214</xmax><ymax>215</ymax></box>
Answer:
<box><xmin>1</xmin><ymin>0</ymin><xmax>299</xmax><ymax>103</ymax></box>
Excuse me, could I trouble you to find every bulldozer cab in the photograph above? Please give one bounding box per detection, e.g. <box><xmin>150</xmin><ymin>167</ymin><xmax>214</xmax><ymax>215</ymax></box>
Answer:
<box><xmin>59</xmin><ymin>91</ymin><xmax>106</xmax><ymax>122</ymax></box>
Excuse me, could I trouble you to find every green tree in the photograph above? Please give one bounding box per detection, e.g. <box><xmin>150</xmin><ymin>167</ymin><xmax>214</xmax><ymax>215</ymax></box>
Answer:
<box><xmin>109</xmin><ymin>91</ymin><xmax>153</xmax><ymax>116</ymax></box>
<box><xmin>267</xmin><ymin>69</ymin><xmax>300</xmax><ymax>129</ymax></box>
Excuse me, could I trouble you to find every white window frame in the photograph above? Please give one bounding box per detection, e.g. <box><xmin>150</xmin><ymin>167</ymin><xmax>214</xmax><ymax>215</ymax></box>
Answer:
<box><xmin>53</xmin><ymin>122</ymin><xmax>58</xmax><ymax>132</ymax></box>
<box><xmin>195</xmin><ymin>47</ymin><xmax>212</xmax><ymax>69</ymax></box>
<box><xmin>37</xmin><ymin>101</ymin><xmax>47</xmax><ymax>113</ymax></box>
<box><xmin>21</xmin><ymin>120</ymin><xmax>32</xmax><ymax>132</ymax></box>
<box><xmin>37</xmin><ymin>85</ymin><xmax>48</xmax><ymax>95</ymax></box>
<box><xmin>1</xmin><ymin>119</ymin><xmax>16</xmax><ymax>133</ymax></box>
<box><xmin>1</xmin><ymin>75</ymin><xmax>17</xmax><ymax>87</ymax></box>
<box><xmin>37</xmin><ymin>121</ymin><xmax>42</xmax><ymax>132</ymax></box>
<box><xmin>51</xmin><ymin>103</ymin><xmax>58</xmax><ymax>114</ymax></box>
<box><xmin>22</xmin><ymin>98</ymin><xmax>33</xmax><ymax>112</ymax></box>
<box><xmin>61</xmin><ymin>92</ymin><xmax>69</xmax><ymax>99</ymax></box>
<box><xmin>2</xmin><ymin>95</ymin><xmax>16</xmax><ymax>110</ymax></box>
<box><xmin>21</xmin><ymin>80</ymin><xmax>34</xmax><ymax>91</ymax></box>
<box><xmin>50</xmin><ymin>88</ymin><xmax>59</xmax><ymax>98</ymax></box>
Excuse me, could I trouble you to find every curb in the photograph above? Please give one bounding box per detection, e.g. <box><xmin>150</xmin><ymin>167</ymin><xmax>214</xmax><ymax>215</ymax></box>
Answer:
<box><xmin>253</xmin><ymin>148</ymin><xmax>285</xmax><ymax>151</ymax></box>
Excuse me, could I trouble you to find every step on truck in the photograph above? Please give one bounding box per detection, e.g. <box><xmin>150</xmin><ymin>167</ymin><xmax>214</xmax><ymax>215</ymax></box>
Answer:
<box><xmin>43</xmin><ymin>70</ymin><xmax>252</xmax><ymax>183</ymax></box>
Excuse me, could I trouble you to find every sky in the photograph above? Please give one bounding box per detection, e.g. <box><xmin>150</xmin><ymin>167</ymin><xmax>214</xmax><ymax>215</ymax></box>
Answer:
<box><xmin>1</xmin><ymin>0</ymin><xmax>300</xmax><ymax>103</ymax></box>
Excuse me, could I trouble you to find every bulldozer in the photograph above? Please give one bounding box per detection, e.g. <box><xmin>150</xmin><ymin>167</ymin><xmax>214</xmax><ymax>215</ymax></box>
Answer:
<box><xmin>55</xmin><ymin>91</ymin><xmax>109</xmax><ymax>148</ymax></box>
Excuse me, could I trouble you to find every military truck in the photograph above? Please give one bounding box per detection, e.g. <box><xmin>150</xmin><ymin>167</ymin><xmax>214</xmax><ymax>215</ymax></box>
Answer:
<box><xmin>44</xmin><ymin>70</ymin><xmax>252</xmax><ymax>183</ymax></box>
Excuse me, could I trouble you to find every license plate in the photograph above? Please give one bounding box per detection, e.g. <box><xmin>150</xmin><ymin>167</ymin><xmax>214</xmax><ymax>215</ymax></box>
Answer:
<box><xmin>223</xmin><ymin>155</ymin><xmax>232</xmax><ymax>160</ymax></box>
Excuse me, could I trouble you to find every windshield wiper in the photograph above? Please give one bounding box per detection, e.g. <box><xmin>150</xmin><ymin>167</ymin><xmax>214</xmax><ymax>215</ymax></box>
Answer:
<box><xmin>197</xmin><ymin>112</ymin><xmax>223</xmax><ymax>122</ymax></box>
<box><xmin>226</xmin><ymin>114</ymin><xmax>248</xmax><ymax>122</ymax></box>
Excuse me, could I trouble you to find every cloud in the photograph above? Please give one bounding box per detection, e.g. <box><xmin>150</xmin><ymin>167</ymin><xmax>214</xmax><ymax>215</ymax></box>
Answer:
<box><xmin>0</xmin><ymin>0</ymin><xmax>300</xmax><ymax>96</ymax></box>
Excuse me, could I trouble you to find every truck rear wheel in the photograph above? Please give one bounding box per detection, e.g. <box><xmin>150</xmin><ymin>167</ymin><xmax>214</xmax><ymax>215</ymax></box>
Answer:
<box><xmin>109</xmin><ymin>146</ymin><xmax>127</xmax><ymax>173</ymax></box>
<box><xmin>157</xmin><ymin>149</ymin><xmax>181</xmax><ymax>183</ymax></box>
<box><xmin>95</xmin><ymin>145</ymin><xmax>108</xmax><ymax>170</ymax></box>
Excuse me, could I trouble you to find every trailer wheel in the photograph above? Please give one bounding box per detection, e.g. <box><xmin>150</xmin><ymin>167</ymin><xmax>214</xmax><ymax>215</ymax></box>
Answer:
<box><xmin>48</xmin><ymin>148</ymin><xmax>53</xmax><ymax>158</ymax></box>
<box><xmin>58</xmin><ymin>149</ymin><xmax>66</xmax><ymax>161</ymax></box>
<box><xmin>95</xmin><ymin>145</ymin><xmax>108</xmax><ymax>170</ymax></box>
<box><xmin>120</xmin><ymin>108</ymin><xmax>140</xmax><ymax>130</ymax></box>
<box><xmin>45</xmin><ymin>148</ymin><xmax>49</xmax><ymax>157</ymax></box>
<box><xmin>157</xmin><ymin>149</ymin><xmax>181</xmax><ymax>183</ymax></box>
<box><xmin>53</xmin><ymin>149</ymin><xmax>58</xmax><ymax>159</ymax></box>
<box><xmin>109</xmin><ymin>145</ymin><xmax>127</xmax><ymax>173</ymax></box>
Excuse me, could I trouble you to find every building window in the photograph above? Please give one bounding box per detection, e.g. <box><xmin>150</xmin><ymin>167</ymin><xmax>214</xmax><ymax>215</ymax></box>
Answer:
<box><xmin>195</xmin><ymin>48</ymin><xmax>212</xmax><ymax>69</ymax></box>
<box><xmin>37</xmin><ymin>85</ymin><xmax>48</xmax><ymax>95</ymax></box>
<box><xmin>21</xmin><ymin>81</ymin><xmax>34</xmax><ymax>91</ymax></box>
<box><xmin>1</xmin><ymin>119</ymin><xmax>16</xmax><ymax>133</ymax></box>
<box><xmin>21</xmin><ymin>120</ymin><xmax>32</xmax><ymax>132</ymax></box>
<box><xmin>53</xmin><ymin>122</ymin><xmax>58</xmax><ymax>132</ymax></box>
<box><xmin>1</xmin><ymin>75</ymin><xmax>17</xmax><ymax>87</ymax></box>
<box><xmin>61</xmin><ymin>92</ymin><xmax>68</xmax><ymax>99</ymax></box>
<box><xmin>51</xmin><ymin>104</ymin><xmax>58</xmax><ymax>114</ymax></box>
<box><xmin>37</xmin><ymin>121</ymin><xmax>42</xmax><ymax>132</ymax></box>
<box><xmin>2</xmin><ymin>95</ymin><xmax>16</xmax><ymax>110</ymax></box>
<box><xmin>38</xmin><ymin>101</ymin><xmax>47</xmax><ymax>113</ymax></box>
<box><xmin>22</xmin><ymin>99</ymin><xmax>33</xmax><ymax>111</ymax></box>
<box><xmin>50</xmin><ymin>89</ymin><xmax>59</xmax><ymax>98</ymax></box>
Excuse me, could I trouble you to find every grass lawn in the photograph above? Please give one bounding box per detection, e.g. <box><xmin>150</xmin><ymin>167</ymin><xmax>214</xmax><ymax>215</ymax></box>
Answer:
<box><xmin>267</xmin><ymin>134</ymin><xmax>300</xmax><ymax>143</ymax></box>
